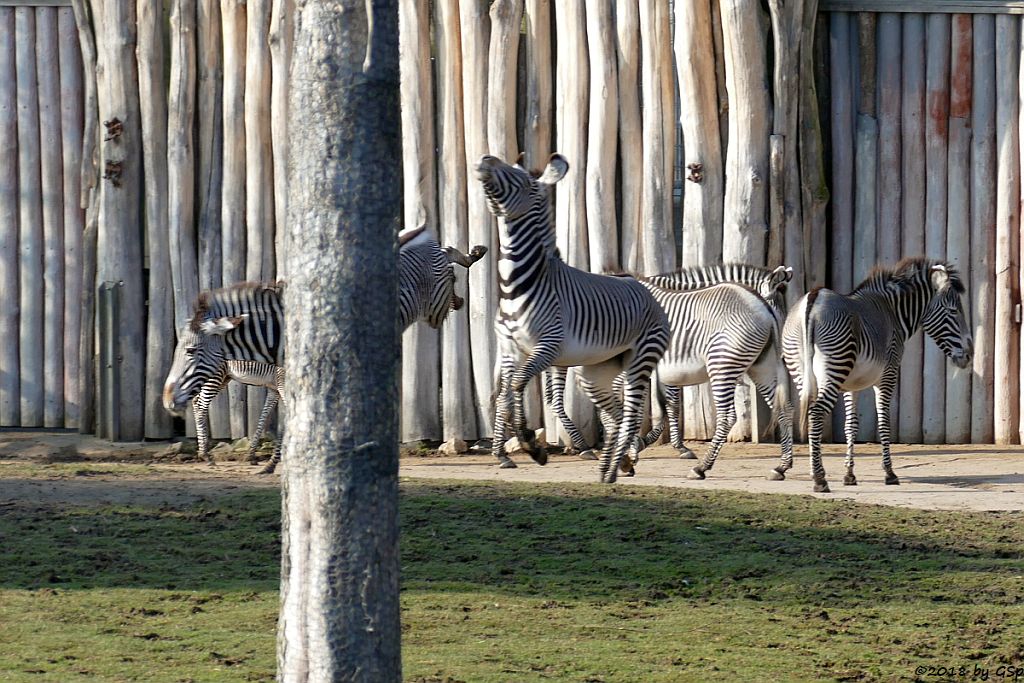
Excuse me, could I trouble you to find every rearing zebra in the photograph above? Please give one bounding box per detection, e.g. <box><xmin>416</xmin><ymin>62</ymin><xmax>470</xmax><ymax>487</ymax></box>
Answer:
<box><xmin>782</xmin><ymin>257</ymin><xmax>972</xmax><ymax>492</ymax></box>
<box><xmin>399</xmin><ymin>226</ymin><xmax>487</xmax><ymax>330</ymax></box>
<box><xmin>546</xmin><ymin>263</ymin><xmax>792</xmax><ymax>458</ymax></box>
<box><xmin>475</xmin><ymin>152</ymin><xmax>669</xmax><ymax>483</ymax></box>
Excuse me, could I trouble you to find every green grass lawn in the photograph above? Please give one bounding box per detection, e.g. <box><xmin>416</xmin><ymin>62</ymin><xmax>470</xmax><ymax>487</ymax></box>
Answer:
<box><xmin>1</xmin><ymin>463</ymin><xmax>1023</xmax><ymax>682</ymax></box>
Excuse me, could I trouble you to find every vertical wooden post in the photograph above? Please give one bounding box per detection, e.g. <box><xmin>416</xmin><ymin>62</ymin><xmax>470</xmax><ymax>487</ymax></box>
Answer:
<box><xmin>586</xmin><ymin>0</ymin><xmax>617</xmax><ymax>275</ymax></box>
<box><xmin>994</xmin><ymin>14</ymin><xmax>1019</xmax><ymax>444</ymax></box>
<box><xmin>945</xmin><ymin>14</ymin><xmax>972</xmax><ymax>443</ymax></box>
<box><xmin>435</xmin><ymin>0</ymin><xmax>476</xmax><ymax>440</ymax></box>
<box><xmin>523</xmin><ymin>0</ymin><xmax>551</xmax><ymax>170</ymax></box>
<box><xmin>59</xmin><ymin>8</ymin><xmax>84</xmax><ymax>428</ymax></box>
<box><xmin>553</xmin><ymin>0</ymin><xmax>595</xmax><ymax>446</ymax></box>
<box><xmin>616</xmin><ymin>0</ymin><xmax>642</xmax><ymax>273</ymax></box>
<box><xmin>399</xmin><ymin>0</ymin><xmax>440</xmax><ymax>441</ymax></box>
<box><xmin>800</xmin><ymin>1</ymin><xmax>829</xmax><ymax>298</ymax></box>
<box><xmin>899</xmin><ymin>13</ymin><xmax>926</xmax><ymax>444</ymax></box>
<box><xmin>16</xmin><ymin>8</ymin><xmax>43</xmax><ymax>426</ymax></box>
<box><xmin>676</xmin><ymin>0</ymin><xmax>723</xmax><ymax>441</ymax></box>
<box><xmin>971</xmin><ymin>14</ymin><xmax>996</xmax><ymax>444</ymax></box>
<box><xmin>459</xmin><ymin>0</ymin><xmax>494</xmax><ymax>434</ymax></box>
<box><xmin>137</xmin><ymin>0</ymin><xmax>173</xmax><ymax>438</ymax></box>
<box><xmin>922</xmin><ymin>13</ymin><xmax>951</xmax><ymax>444</ymax></box>
<box><xmin>720</xmin><ymin>0</ymin><xmax>769</xmax><ymax>441</ymax></box>
<box><xmin>197</xmin><ymin>0</ymin><xmax>223</xmax><ymax>294</ymax></box>
<box><xmin>0</xmin><ymin>8</ymin><xmax>18</xmax><ymax>426</ymax></box>
<box><xmin>639</xmin><ymin>0</ymin><xmax>674</xmax><ymax>276</ymax></box>
<box><xmin>269</xmin><ymin>0</ymin><xmax>292</xmax><ymax>280</ymax></box>
<box><xmin>221</xmin><ymin>0</ymin><xmax>247</xmax><ymax>437</ymax></box>
<box><xmin>94</xmin><ymin>0</ymin><xmax>145</xmax><ymax>440</ymax></box>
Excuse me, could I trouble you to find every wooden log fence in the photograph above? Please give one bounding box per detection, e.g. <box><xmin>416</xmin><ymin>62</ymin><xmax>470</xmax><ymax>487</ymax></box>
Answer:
<box><xmin>0</xmin><ymin>0</ymin><xmax>1021</xmax><ymax>450</ymax></box>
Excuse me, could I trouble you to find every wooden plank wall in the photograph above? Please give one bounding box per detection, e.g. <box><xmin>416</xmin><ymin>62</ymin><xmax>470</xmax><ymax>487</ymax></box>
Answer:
<box><xmin>826</xmin><ymin>10</ymin><xmax>1009</xmax><ymax>443</ymax></box>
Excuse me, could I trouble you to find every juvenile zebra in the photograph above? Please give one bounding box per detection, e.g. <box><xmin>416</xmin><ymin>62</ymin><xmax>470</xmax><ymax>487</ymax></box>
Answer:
<box><xmin>475</xmin><ymin>153</ymin><xmax>669</xmax><ymax>483</ymax></box>
<box><xmin>782</xmin><ymin>258</ymin><xmax>972</xmax><ymax>492</ymax></box>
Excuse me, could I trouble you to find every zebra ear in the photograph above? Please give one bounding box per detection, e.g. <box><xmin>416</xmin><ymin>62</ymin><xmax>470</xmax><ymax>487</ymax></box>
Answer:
<box><xmin>930</xmin><ymin>264</ymin><xmax>950</xmax><ymax>288</ymax></box>
<box><xmin>537</xmin><ymin>154</ymin><xmax>569</xmax><ymax>186</ymax></box>
<box><xmin>200</xmin><ymin>314</ymin><xmax>249</xmax><ymax>335</ymax></box>
<box><xmin>769</xmin><ymin>265</ymin><xmax>793</xmax><ymax>286</ymax></box>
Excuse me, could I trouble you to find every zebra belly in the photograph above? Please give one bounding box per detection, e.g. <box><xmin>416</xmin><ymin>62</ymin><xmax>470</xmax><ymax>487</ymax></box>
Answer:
<box><xmin>554</xmin><ymin>339</ymin><xmax>632</xmax><ymax>367</ymax></box>
<box><xmin>839</xmin><ymin>356</ymin><xmax>886</xmax><ymax>392</ymax></box>
<box><xmin>657</xmin><ymin>357</ymin><xmax>709</xmax><ymax>388</ymax></box>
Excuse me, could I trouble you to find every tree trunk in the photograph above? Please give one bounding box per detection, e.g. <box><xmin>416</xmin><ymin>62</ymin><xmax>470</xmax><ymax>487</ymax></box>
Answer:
<box><xmin>0</xmin><ymin>8</ymin><xmax>18</xmax><ymax>425</ymax></box>
<box><xmin>971</xmin><ymin>13</ymin><xmax>996</xmax><ymax>444</ymax></box>
<box><xmin>399</xmin><ymin>0</ymin><xmax>439</xmax><ymax>441</ymax></box>
<box><xmin>945</xmin><ymin>14</ymin><xmax>971</xmax><ymax>443</ymax></box>
<box><xmin>59</xmin><ymin>7</ymin><xmax>84</xmax><ymax>428</ymax></box>
<box><xmin>615</xmin><ymin>0</ymin><xmax>641</xmax><ymax>272</ymax></box>
<box><xmin>137</xmin><ymin>0</ymin><xmax>173</xmax><ymax>437</ymax></box>
<box><xmin>269</xmin><ymin>0</ymin><xmax>293</xmax><ymax>279</ymax></box>
<box><xmin>279</xmin><ymin>1</ymin><xmax>401</xmax><ymax>678</ymax></box>
<box><xmin>435</xmin><ymin>0</ymin><xmax>476</xmax><ymax>440</ymax></box>
<box><xmin>94</xmin><ymin>0</ymin><xmax>145</xmax><ymax>440</ymax></box>
<box><xmin>994</xmin><ymin>14</ymin><xmax>1019</xmax><ymax>444</ymax></box>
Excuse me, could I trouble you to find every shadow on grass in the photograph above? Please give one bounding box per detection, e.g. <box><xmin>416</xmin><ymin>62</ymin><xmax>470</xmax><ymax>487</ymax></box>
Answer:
<box><xmin>0</xmin><ymin>478</ymin><xmax>1020</xmax><ymax>607</ymax></box>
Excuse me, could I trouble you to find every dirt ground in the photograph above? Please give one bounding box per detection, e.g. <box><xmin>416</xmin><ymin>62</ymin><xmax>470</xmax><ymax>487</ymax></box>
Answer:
<box><xmin>1</xmin><ymin>430</ymin><xmax>1023</xmax><ymax>512</ymax></box>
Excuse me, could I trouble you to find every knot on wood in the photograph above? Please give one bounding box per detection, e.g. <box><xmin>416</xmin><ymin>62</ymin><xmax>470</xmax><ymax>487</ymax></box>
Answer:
<box><xmin>103</xmin><ymin>117</ymin><xmax>123</xmax><ymax>142</ymax></box>
<box><xmin>686</xmin><ymin>163</ymin><xmax>704</xmax><ymax>184</ymax></box>
<box><xmin>103</xmin><ymin>160</ymin><xmax>123</xmax><ymax>188</ymax></box>
<box><xmin>750</xmin><ymin>170</ymin><xmax>763</xmax><ymax>185</ymax></box>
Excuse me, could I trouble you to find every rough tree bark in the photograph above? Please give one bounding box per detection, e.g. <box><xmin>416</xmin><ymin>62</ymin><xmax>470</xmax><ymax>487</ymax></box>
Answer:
<box><xmin>279</xmin><ymin>0</ymin><xmax>402</xmax><ymax>679</ymax></box>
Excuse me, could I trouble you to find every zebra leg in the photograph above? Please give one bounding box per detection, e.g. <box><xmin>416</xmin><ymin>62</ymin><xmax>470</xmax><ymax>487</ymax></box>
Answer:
<box><xmin>249</xmin><ymin>389</ymin><xmax>280</xmax><ymax>464</ymax></box>
<box><xmin>874</xmin><ymin>373</ymin><xmax>899</xmax><ymax>485</ymax></box>
<box><xmin>749</xmin><ymin>364</ymin><xmax>795</xmax><ymax>481</ymax></box>
<box><xmin>509</xmin><ymin>345</ymin><xmax>563</xmax><ymax>465</ymax></box>
<box><xmin>259</xmin><ymin>369</ymin><xmax>287</xmax><ymax>474</ymax></box>
<box><xmin>194</xmin><ymin>372</ymin><xmax>228</xmax><ymax>463</ymax></box>
<box><xmin>842</xmin><ymin>392</ymin><xmax>859</xmax><ymax>485</ymax></box>
<box><xmin>491</xmin><ymin>354</ymin><xmax>518</xmax><ymax>468</ymax></box>
<box><xmin>689</xmin><ymin>373</ymin><xmax>741</xmax><ymax>480</ymax></box>
<box><xmin>807</xmin><ymin>386</ymin><xmax>841</xmax><ymax>493</ymax></box>
<box><xmin>547</xmin><ymin>367</ymin><xmax>593</xmax><ymax>457</ymax></box>
<box><xmin>576</xmin><ymin>372</ymin><xmax>627</xmax><ymax>474</ymax></box>
<box><xmin>602</xmin><ymin>374</ymin><xmax>648</xmax><ymax>484</ymax></box>
<box><xmin>666</xmin><ymin>386</ymin><xmax>696</xmax><ymax>458</ymax></box>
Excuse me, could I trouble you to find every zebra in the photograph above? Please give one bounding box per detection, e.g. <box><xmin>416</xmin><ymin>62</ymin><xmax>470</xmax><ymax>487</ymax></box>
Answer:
<box><xmin>165</xmin><ymin>324</ymin><xmax>284</xmax><ymax>464</ymax></box>
<box><xmin>475</xmin><ymin>152</ymin><xmax>670</xmax><ymax>483</ymax></box>
<box><xmin>399</xmin><ymin>225</ymin><xmax>487</xmax><ymax>330</ymax></box>
<box><xmin>546</xmin><ymin>263</ymin><xmax>793</xmax><ymax>459</ymax></box>
<box><xmin>782</xmin><ymin>257</ymin><xmax>973</xmax><ymax>493</ymax></box>
<box><xmin>164</xmin><ymin>282</ymin><xmax>287</xmax><ymax>473</ymax></box>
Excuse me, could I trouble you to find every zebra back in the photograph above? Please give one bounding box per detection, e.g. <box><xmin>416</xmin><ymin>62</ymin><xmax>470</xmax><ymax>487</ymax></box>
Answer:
<box><xmin>643</xmin><ymin>263</ymin><xmax>792</xmax><ymax>315</ymax></box>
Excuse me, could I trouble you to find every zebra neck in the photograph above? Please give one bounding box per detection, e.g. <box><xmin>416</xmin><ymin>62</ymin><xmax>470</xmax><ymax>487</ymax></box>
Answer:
<box><xmin>496</xmin><ymin>217</ymin><xmax>557</xmax><ymax>300</ymax></box>
<box><xmin>870</xmin><ymin>285</ymin><xmax>931</xmax><ymax>342</ymax></box>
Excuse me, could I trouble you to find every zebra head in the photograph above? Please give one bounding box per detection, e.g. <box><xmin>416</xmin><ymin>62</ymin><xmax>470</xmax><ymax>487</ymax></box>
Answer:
<box><xmin>162</xmin><ymin>314</ymin><xmax>249</xmax><ymax>415</ymax></box>
<box><xmin>474</xmin><ymin>153</ymin><xmax>569</xmax><ymax>220</ymax></box>
<box><xmin>920</xmin><ymin>263</ymin><xmax>973</xmax><ymax>369</ymax></box>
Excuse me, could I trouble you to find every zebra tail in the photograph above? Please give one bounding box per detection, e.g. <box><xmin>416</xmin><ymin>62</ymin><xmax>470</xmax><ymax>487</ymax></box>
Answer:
<box><xmin>798</xmin><ymin>294</ymin><xmax>818</xmax><ymax>437</ymax></box>
<box><xmin>759</xmin><ymin>326</ymin><xmax>790</xmax><ymax>439</ymax></box>
<box><xmin>644</xmin><ymin>368</ymin><xmax>668</xmax><ymax>448</ymax></box>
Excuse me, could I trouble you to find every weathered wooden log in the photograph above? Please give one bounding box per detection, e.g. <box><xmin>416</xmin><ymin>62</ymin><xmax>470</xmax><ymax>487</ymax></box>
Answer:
<box><xmin>586</xmin><ymin>0</ymin><xmax>617</xmax><ymax>275</ymax></box>
<box><xmin>711</xmin><ymin>0</ymin><xmax>729</xmax><ymax>158</ymax></box>
<box><xmin>399</xmin><ymin>0</ymin><xmax>440</xmax><ymax>441</ymax></box>
<box><xmin>970</xmin><ymin>13</ymin><xmax>996</xmax><ymax>444</ymax></box>
<box><xmin>676</xmin><ymin>0</ymin><xmax>724</xmax><ymax>440</ymax></box>
<box><xmin>36</xmin><ymin>8</ymin><xmax>65</xmax><ymax>428</ymax></box>
<box><xmin>459</xmin><ymin>0</ymin><xmax>495</xmax><ymax>434</ymax></box>
<box><xmin>137</xmin><ymin>0</ymin><xmax>173</xmax><ymax>438</ymax></box>
<box><xmin>945</xmin><ymin>14</ymin><xmax>972</xmax><ymax>443</ymax></box>
<box><xmin>71</xmin><ymin>0</ymin><xmax>97</xmax><ymax>211</ymax></box>
<box><xmin>639</xmin><ymin>0</ymin><xmax>674</xmax><ymax>276</ymax></box>
<box><xmin>853</xmin><ymin>13</ymin><xmax>878</xmax><ymax>442</ymax></box>
<box><xmin>197</xmin><ymin>0</ymin><xmax>223</xmax><ymax>292</ymax></box>
<box><xmin>221</xmin><ymin>0</ymin><xmax>247</xmax><ymax>436</ymax></box>
<box><xmin>523</xmin><ymin>0</ymin><xmax>550</xmax><ymax>170</ymax></box>
<box><xmin>922</xmin><ymin>13</ymin><xmax>951</xmax><ymax>444</ymax></box>
<box><xmin>829</xmin><ymin>13</ymin><xmax>854</xmax><ymax>303</ymax></box>
<box><xmin>58</xmin><ymin>8</ymin><xmax>84</xmax><ymax>428</ymax></box>
<box><xmin>874</xmin><ymin>12</ymin><xmax>901</xmax><ymax>433</ymax></box>
<box><xmin>434</xmin><ymin>0</ymin><xmax>476</xmax><ymax>440</ymax></box>
<box><xmin>0</xmin><ymin>8</ymin><xmax>18</xmax><ymax>425</ymax></box>
<box><xmin>94</xmin><ymin>0</ymin><xmax>145</xmax><ymax>440</ymax></box>
<box><xmin>721</xmin><ymin>0</ymin><xmax>769</xmax><ymax>441</ymax></box>
<box><xmin>899</xmin><ymin>13</ymin><xmax>926</xmax><ymax>443</ymax></box>
<box><xmin>994</xmin><ymin>14</ymin><xmax>1019</xmax><ymax>444</ymax></box>
<box><xmin>79</xmin><ymin>190</ymin><xmax>98</xmax><ymax>434</ymax></box>
<box><xmin>269</xmin><ymin>0</ymin><xmax>292</xmax><ymax>279</ymax></box>
<box><xmin>615</xmin><ymin>0</ymin><xmax>642</xmax><ymax>272</ymax></box>
<box><xmin>16</xmin><ymin>8</ymin><xmax>43</xmax><ymax>426</ymax></box>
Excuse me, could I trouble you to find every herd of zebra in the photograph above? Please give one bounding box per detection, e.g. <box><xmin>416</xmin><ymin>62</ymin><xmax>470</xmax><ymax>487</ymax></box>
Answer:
<box><xmin>162</xmin><ymin>152</ymin><xmax>974</xmax><ymax>494</ymax></box>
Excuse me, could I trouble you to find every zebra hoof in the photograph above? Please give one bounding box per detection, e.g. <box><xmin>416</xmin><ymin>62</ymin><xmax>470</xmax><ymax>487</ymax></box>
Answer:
<box><xmin>578</xmin><ymin>449</ymin><xmax>599</xmax><ymax>461</ymax></box>
<box><xmin>767</xmin><ymin>469</ymin><xmax>786</xmax><ymax>481</ymax></box>
<box><xmin>687</xmin><ymin>468</ymin><xmax>705</xmax><ymax>481</ymax></box>
<box><xmin>678</xmin><ymin>448</ymin><xmax>698</xmax><ymax>460</ymax></box>
<box><xmin>498</xmin><ymin>458</ymin><xmax>518</xmax><ymax>469</ymax></box>
<box><xmin>813</xmin><ymin>480</ymin><xmax>831</xmax><ymax>493</ymax></box>
<box><xmin>259</xmin><ymin>464</ymin><xmax>277</xmax><ymax>475</ymax></box>
<box><xmin>885</xmin><ymin>472</ymin><xmax>900</xmax><ymax>485</ymax></box>
<box><xmin>528</xmin><ymin>445</ymin><xmax>548</xmax><ymax>466</ymax></box>
<box><xmin>601</xmin><ymin>470</ymin><xmax>618</xmax><ymax>484</ymax></box>
<box><xmin>843</xmin><ymin>474</ymin><xmax>858</xmax><ymax>486</ymax></box>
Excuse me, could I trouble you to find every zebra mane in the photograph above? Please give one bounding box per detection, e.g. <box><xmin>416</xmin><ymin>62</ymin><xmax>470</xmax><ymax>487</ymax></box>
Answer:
<box><xmin>853</xmin><ymin>257</ymin><xmax>964</xmax><ymax>295</ymax></box>
<box><xmin>645</xmin><ymin>263</ymin><xmax>789</xmax><ymax>292</ymax></box>
<box><xmin>190</xmin><ymin>281</ymin><xmax>285</xmax><ymax>332</ymax></box>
